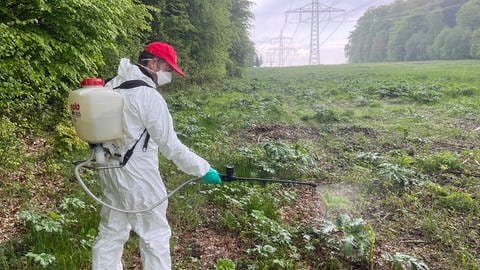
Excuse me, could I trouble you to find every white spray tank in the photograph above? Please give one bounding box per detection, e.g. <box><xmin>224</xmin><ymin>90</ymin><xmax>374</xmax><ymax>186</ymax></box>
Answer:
<box><xmin>68</xmin><ymin>78</ymin><xmax>124</xmax><ymax>164</ymax></box>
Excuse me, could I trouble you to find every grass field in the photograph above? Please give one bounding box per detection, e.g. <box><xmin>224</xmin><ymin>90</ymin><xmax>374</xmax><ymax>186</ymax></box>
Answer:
<box><xmin>1</xmin><ymin>60</ymin><xmax>479</xmax><ymax>269</ymax></box>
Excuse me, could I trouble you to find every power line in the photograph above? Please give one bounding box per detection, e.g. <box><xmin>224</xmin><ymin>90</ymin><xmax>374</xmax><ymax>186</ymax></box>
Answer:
<box><xmin>284</xmin><ymin>0</ymin><xmax>345</xmax><ymax>65</ymax></box>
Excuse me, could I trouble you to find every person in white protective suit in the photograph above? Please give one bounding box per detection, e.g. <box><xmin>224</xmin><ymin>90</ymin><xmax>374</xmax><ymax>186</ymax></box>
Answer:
<box><xmin>92</xmin><ymin>42</ymin><xmax>222</xmax><ymax>270</ymax></box>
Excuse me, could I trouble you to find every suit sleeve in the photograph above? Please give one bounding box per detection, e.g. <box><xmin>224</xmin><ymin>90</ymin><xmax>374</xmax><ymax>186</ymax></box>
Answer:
<box><xmin>138</xmin><ymin>88</ymin><xmax>210</xmax><ymax>177</ymax></box>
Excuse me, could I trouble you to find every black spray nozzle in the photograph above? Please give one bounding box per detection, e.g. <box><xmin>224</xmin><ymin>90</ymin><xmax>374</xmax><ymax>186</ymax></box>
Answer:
<box><xmin>222</xmin><ymin>165</ymin><xmax>236</xmax><ymax>182</ymax></box>
<box><xmin>219</xmin><ymin>165</ymin><xmax>316</xmax><ymax>187</ymax></box>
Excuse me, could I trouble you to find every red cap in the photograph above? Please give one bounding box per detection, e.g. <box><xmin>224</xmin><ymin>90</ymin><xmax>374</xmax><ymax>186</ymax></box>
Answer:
<box><xmin>80</xmin><ymin>78</ymin><xmax>105</xmax><ymax>87</ymax></box>
<box><xmin>144</xmin><ymin>42</ymin><xmax>185</xmax><ymax>77</ymax></box>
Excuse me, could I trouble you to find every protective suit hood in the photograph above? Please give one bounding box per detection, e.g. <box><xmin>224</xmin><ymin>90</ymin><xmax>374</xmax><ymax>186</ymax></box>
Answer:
<box><xmin>108</xmin><ymin>58</ymin><xmax>156</xmax><ymax>89</ymax></box>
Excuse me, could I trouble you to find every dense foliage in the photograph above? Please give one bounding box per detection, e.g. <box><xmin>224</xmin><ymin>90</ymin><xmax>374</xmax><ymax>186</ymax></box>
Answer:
<box><xmin>345</xmin><ymin>0</ymin><xmax>480</xmax><ymax>63</ymax></box>
<box><xmin>143</xmin><ymin>0</ymin><xmax>255</xmax><ymax>80</ymax></box>
<box><xmin>0</xmin><ymin>0</ymin><xmax>256</xmax><ymax>133</ymax></box>
<box><xmin>0</xmin><ymin>0</ymin><xmax>150</xmax><ymax>130</ymax></box>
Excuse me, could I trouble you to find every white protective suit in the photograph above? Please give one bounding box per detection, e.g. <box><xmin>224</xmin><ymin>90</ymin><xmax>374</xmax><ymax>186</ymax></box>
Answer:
<box><xmin>92</xmin><ymin>58</ymin><xmax>210</xmax><ymax>270</ymax></box>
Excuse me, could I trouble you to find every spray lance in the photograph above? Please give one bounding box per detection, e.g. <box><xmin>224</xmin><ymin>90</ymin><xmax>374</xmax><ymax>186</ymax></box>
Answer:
<box><xmin>69</xmin><ymin>78</ymin><xmax>316</xmax><ymax>214</ymax></box>
<box><xmin>220</xmin><ymin>165</ymin><xmax>316</xmax><ymax>187</ymax></box>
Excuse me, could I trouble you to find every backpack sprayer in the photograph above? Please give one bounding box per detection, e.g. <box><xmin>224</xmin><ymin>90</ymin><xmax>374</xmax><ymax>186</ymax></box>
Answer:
<box><xmin>69</xmin><ymin>78</ymin><xmax>316</xmax><ymax>214</ymax></box>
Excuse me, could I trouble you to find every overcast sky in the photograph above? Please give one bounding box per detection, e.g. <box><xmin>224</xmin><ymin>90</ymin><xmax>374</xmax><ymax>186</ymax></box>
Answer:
<box><xmin>250</xmin><ymin>0</ymin><xmax>397</xmax><ymax>66</ymax></box>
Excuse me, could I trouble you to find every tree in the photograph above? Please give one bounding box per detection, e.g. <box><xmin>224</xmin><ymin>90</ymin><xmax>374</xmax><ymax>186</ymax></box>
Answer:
<box><xmin>254</xmin><ymin>53</ymin><xmax>263</xmax><ymax>67</ymax></box>
<box><xmin>0</xmin><ymin>0</ymin><xmax>256</xmax><ymax>134</ymax></box>
<box><xmin>346</xmin><ymin>0</ymin><xmax>474</xmax><ymax>63</ymax></box>
<box><xmin>227</xmin><ymin>0</ymin><xmax>255</xmax><ymax>77</ymax></box>
<box><xmin>456</xmin><ymin>0</ymin><xmax>480</xmax><ymax>30</ymax></box>
<box><xmin>370</xmin><ymin>31</ymin><xmax>389</xmax><ymax>62</ymax></box>
<box><xmin>146</xmin><ymin>0</ymin><xmax>254</xmax><ymax>81</ymax></box>
<box><xmin>432</xmin><ymin>27</ymin><xmax>471</xmax><ymax>59</ymax></box>
<box><xmin>470</xmin><ymin>29</ymin><xmax>480</xmax><ymax>58</ymax></box>
<box><xmin>149</xmin><ymin>0</ymin><xmax>198</xmax><ymax>81</ymax></box>
<box><xmin>346</xmin><ymin>7</ymin><xmax>382</xmax><ymax>63</ymax></box>
<box><xmin>405</xmin><ymin>32</ymin><xmax>430</xmax><ymax>61</ymax></box>
<box><xmin>439</xmin><ymin>0</ymin><xmax>468</xmax><ymax>27</ymax></box>
<box><xmin>187</xmin><ymin>0</ymin><xmax>235</xmax><ymax>81</ymax></box>
<box><xmin>387</xmin><ymin>14</ymin><xmax>428</xmax><ymax>61</ymax></box>
<box><xmin>0</xmin><ymin>0</ymin><xmax>150</xmax><ymax>129</ymax></box>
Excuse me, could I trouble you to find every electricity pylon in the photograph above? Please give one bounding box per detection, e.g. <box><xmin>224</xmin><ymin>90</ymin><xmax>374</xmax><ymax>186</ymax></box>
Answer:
<box><xmin>286</xmin><ymin>1</ymin><xmax>344</xmax><ymax>65</ymax></box>
<box><xmin>271</xmin><ymin>35</ymin><xmax>294</xmax><ymax>66</ymax></box>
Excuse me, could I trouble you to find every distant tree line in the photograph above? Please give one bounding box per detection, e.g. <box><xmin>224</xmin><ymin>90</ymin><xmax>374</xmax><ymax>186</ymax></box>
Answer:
<box><xmin>345</xmin><ymin>0</ymin><xmax>480</xmax><ymax>63</ymax></box>
<box><xmin>0</xmin><ymin>0</ymin><xmax>256</xmax><ymax>131</ymax></box>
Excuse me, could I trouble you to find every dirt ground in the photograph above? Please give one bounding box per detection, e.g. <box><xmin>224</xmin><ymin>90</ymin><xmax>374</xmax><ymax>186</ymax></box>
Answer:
<box><xmin>239</xmin><ymin>123</ymin><xmax>320</xmax><ymax>143</ymax></box>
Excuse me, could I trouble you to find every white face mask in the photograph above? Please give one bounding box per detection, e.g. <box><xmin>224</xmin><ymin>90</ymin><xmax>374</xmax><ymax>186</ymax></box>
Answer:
<box><xmin>156</xmin><ymin>70</ymin><xmax>172</xmax><ymax>86</ymax></box>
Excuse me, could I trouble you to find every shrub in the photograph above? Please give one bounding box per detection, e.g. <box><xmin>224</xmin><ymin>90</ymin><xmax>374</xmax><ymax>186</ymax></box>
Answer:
<box><xmin>378</xmin><ymin>163</ymin><xmax>419</xmax><ymax>188</ymax></box>
<box><xmin>382</xmin><ymin>252</ymin><xmax>429</xmax><ymax>270</ymax></box>
<box><xmin>0</xmin><ymin>116</ymin><xmax>26</xmax><ymax>176</ymax></box>
<box><xmin>215</xmin><ymin>258</ymin><xmax>236</xmax><ymax>270</ymax></box>
<box><xmin>50</xmin><ymin>123</ymin><xmax>88</xmax><ymax>158</ymax></box>
<box><xmin>0</xmin><ymin>0</ymin><xmax>151</xmax><ymax>131</ymax></box>
<box><xmin>314</xmin><ymin>107</ymin><xmax>343</xmax><ymax>123</ymax></box>
<box><xmin>408</xmin><ymin>83</ymin><xmax>442</xmax><ymax>104</ymax></box>
<box><xmin>436</xmin><ymin>191</ymin><xmax>477</xmax><ymax>213</ymax></box>
<box><xmin>309</xmin><ymin>214</ymin><xmax>376</xmax><ymax>268</ymax></box>
<box><xmin>234</xmin><ymin>140</ymin><xmax>319</xmax><ymax>179</ymax></box>
<box><xmin>417</xmin><ymin>151</ymin><xmax>464</xmax><ymax>174</ymax></box>
<box><xmin>425</xmin><ymin>182</ymin><xmax>477</xmax><ymax>213</ymax></box>
<box><xmin>25</xmin><ymin>252</ymin><xmax>56</xmax><ymax>269</ymax></box>
<box><xmin>17</xmin><ymin>196</ymin><xmax>98</xmax><ymax>269</ymax></box>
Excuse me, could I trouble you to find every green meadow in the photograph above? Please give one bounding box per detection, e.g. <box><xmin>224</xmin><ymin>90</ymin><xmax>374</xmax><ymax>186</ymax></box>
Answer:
<box><xmin>2</xmin><ymin>60</ymin><xmax>479</xmax><ymax>269</ymax></box>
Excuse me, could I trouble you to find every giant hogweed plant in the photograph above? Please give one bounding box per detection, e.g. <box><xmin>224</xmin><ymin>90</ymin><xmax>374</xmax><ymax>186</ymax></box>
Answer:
<box><xmin>235</xmin><ymin>139</ymin><xmax>320</xmax><ymax>179</ymax></box>
<box><xmin>305</xmin><ymin>214</ymin><xmax>376</xmax><ymax>269</ymax></box>
<box><xmin>382</xmin><ymin>252</ymin><xmax>429</xmax><ymax>270</ymax></box>
<box><xmin>18</xmin><ymin>197</ymin><xmax>97</xmax><ymax>269</ymax></box>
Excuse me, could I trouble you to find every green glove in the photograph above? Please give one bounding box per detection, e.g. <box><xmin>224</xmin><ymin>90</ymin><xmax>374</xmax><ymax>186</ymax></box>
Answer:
<box><xmin>202</xmin><ymin>168</ymin><xmax>222</xmax><ymax>184</ymax></box>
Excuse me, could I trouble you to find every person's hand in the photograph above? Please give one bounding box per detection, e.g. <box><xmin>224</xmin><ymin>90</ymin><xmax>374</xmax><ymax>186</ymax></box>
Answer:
<box><xmin>202</xmin><ymin>168</ymin><xmax>222</xmax><ymax>184</ymax></box>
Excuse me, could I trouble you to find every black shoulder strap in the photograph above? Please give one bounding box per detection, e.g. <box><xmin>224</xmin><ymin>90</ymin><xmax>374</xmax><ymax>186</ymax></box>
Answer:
<box><xmin>114</xmin><ymin>80</ymin><xmax>153</xmax><ymax>90</ymax></box>
<box><xmin>122</xmin><ymin>129</ymin><xmax>148</xmax><ymax>166</ymax></box>
<box><xmin>113</xmin><ymin>79</ymin><xmax>154</xmax><ymax>166</ymax></box>
<box><xmin>142</xmin><ymin>133</ymin><xmax>150</xmax><ymax>152</ymax></box>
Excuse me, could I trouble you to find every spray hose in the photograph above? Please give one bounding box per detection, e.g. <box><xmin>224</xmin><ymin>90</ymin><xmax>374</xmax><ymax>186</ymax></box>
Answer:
<box><xmin>74</xmin><ymin>150</ymin><xmax>316</xmax><ymax>214</ymax></box>
<box><xmin>74</xmin><ymin>149</ymin><xmax>201</xmax><ymax>214</ymax></box>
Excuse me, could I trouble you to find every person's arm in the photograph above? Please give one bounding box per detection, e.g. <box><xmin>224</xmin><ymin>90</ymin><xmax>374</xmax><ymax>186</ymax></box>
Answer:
<box><xmin>139</xmin><ymin>88</ymin><xmax>210</xmax><ymax>177</ymax></box>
